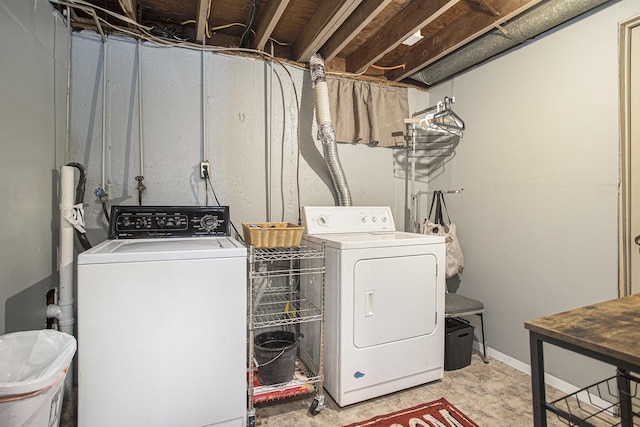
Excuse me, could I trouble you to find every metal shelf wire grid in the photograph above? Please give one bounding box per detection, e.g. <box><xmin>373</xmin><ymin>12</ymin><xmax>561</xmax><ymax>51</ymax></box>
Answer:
<box><xmin>404</xmin><ymin>125</ymin><xmax>456</xmax><ymax>158</ymax></box>
<box><xmin>250</xmin><ymin>265</ymin><xmax>324</xmax><ymax>279</ymax></box>
<box><xmin>252</xmin><ymin>288</ymin><xmax>322</xmax><ymax>328</ymax></box>
<box><xmin>247</xmin><ymin>243</ymin><xmax>325</xmax><ymax>415</ymax></box>
<box><xmin>549</xmin><ymin>373</ymin><xmax>639</xmax><ymax>426</ymax></box>
<box><xmin>251</xmin><ymin>245</ymin><xmax>325</xmax><ymax>262</ymax></box>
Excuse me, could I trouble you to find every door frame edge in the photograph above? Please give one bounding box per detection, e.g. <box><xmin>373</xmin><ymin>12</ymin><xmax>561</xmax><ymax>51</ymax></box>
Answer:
<box><xmin>618</xmin><ymin>13</ymin><xmax>640</xmax><ymax>297</ymax></box>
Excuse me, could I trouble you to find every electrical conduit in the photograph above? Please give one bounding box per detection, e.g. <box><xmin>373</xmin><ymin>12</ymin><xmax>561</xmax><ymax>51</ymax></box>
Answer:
<box><xmin>309</xmin><ymin>54</ymin><xmax>352</xmax><ymax>207</ymax></box>
<box><xmin>136</xmin><ymin>40</ymin><xmax>146</xmax><ymax>205</ymax></box>
<box><xmin>101</xmin><ymin>37</ymin><xmax>107</xmax><ymax>192</ymax></box>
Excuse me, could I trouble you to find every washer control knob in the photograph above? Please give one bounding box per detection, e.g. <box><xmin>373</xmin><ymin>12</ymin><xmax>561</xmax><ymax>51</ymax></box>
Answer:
<box><xmin>360</xmin><ymin>216</ymin><xmax>368</xmax><ymax>223</ymax></box>
<box><xmin>318</xmin><ymin>215</ymin><xmax>329</xmax><ymax>226</ymax></box>
<box><xmin>372</xmin><ymin>216</ymin><xmax>377</xmax><ymax>223</ymax></box>
<box><xmin>381</xmin><ymin>216</ymin><xmax>387</xmax><ymax>223</ymax></box>
<box><xmin>200</xmin><ymin>215</ymin><xmax>219</xmax><ymax>231</ymax></box>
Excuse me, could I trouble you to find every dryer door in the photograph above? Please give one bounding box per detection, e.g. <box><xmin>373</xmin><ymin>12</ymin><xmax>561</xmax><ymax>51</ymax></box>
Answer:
<box><xmin>353</xmin><ymin>253</ymin><xmax>438</xmax><ymax>348</ymax></box>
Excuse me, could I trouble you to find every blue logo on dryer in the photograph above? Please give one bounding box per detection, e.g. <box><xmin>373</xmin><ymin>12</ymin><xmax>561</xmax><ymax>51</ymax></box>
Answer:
<box><xmin>354</xmin><ymin>371</ymin><xmax>365</xmax><ymax>379</ymax></box>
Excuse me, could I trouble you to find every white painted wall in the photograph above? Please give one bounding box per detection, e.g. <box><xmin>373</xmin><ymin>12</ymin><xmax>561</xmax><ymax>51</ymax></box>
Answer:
<box><xmin>0</xmin><ymin>0</ymin><xmax>68</xmax><ymax>334</ymax></box>
<box><xmin>69</xmin><ymin>33</ymin><xmax>428</xmax><ymax>242</ymax></box>
<box><xmin>429</xmin><ymin>0</ymin><xmax>640</xmax><ymax>388</ymax></box>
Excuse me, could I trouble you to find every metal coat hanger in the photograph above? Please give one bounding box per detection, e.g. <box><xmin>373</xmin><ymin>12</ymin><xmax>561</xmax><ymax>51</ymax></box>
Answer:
<box><xmin>431</xmin><ymin>97</ymin><xmax>465</xmax><ymax>137</ymax></box>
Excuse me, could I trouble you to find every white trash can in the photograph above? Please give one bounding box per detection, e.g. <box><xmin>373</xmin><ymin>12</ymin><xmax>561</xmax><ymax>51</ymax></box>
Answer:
<box><xmin>0</xmin><ymin>330</ymin><xmax>77</xmax><ymax>427</ymax></box>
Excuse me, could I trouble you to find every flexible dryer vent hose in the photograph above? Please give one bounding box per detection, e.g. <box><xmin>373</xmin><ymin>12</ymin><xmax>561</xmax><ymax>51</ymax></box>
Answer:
<box><xmin>309</xmin><ymin>54</ymin><xmax>352</xmax><ymax>207</ymax></box>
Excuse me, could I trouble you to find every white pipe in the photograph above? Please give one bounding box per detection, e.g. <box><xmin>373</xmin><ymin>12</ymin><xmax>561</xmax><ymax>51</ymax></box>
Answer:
<box><xmin>312</xmin><ymin>80</ymin><xmax>331</xmax><ymax>125</ymax></box>
<box><xmin>59</xmin><ymin>166</ymin><xmax>75</xmax><ymax>335</ymax></box>
<box><xmin>60</xmin><ymin>14</ymin><xmax>77</xmax><ymax>396</ymax></box>
<box><xmin>65</xmin><ymin>7</ymin><xmax>71</xmax><ymax>159</ymax></box>
<box><xmin>266</xmin><ymin>43</ymin><xmax>273</xmax><ymax>221</ymax></box>
<box><xmin>47</xmin><ymin>304</ymin><xmax>63</xmax><ymax>321</ymax></box>
<box><xmin>410</xmin><ymin>123</ymin><xmax>417</xmax><ymax>232</ymax></box>
<box><xmin>201</xmin><ymin>50</ymin><xmax>208</xmax><ymax>163</ymax></box>
<box><xmin>101</xmin><ymin>37</ymin><xmax>108</xmax><ymax>190</ymax></box>
<box><xmin>137</xmin><ymin>40</ymin><xmax>144</xmax><ymax>178</ymax></box>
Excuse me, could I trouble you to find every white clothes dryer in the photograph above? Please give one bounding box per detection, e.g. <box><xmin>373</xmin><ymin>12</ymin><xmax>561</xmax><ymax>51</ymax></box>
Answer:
<box><xmin>77</xmin><ymin>206</ymin><xmax>246</xmax><ymax>427</ymax></box>
<box><xmin>301</xmin><ymin>206</ymin><xmax>445</xmax><ymax>407</ymax></box>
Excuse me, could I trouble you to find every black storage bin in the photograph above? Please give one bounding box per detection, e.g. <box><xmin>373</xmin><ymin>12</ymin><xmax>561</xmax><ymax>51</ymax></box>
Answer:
<box><xmin>445</xmin><ymin>317</ymin><xmax>474</xmax><ymax>371</ymax></box>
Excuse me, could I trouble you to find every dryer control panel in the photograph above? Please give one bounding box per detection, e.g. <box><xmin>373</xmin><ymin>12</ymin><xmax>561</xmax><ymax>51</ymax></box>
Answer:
<box><xmin>302</xmin><ymin>206</ymin><xmax>396</xmax><ymax>234</ymax></box>
<box><xmin>108</xmin><ymin>205</ymin><xmax>230</xmax><ymax>239</ymax></box>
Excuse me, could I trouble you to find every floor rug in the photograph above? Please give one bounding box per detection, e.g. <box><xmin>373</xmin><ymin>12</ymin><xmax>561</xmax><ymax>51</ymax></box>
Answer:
<box><xmin>343</xmin><ymin>398</ymin><xmax>480</xmax><ymax>427</ymax></box>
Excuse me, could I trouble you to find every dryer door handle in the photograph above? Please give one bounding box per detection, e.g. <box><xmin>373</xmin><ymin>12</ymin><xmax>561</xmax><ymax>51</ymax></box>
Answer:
<box><xmin>365</xmin><ymin>291</ymin><xmax>374</xmax><ymax>317</ymax></box>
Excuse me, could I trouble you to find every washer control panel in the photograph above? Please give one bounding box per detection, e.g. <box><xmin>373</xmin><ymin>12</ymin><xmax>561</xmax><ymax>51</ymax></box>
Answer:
<box><xmin>108</xmin><ymin>205</ymin><xmax>230</xmax><ymax>239</ymax></box>
<box><xmin>302</xmin><ymin>206</ymin><xmax>395</xmax><ymax>234</ymax></box>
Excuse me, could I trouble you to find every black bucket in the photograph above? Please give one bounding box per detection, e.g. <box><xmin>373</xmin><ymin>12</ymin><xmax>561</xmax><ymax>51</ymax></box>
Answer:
<box><xmin>254</xmin><ymin>331</ymin><xmax>302</xmax><ymax>385</ymax></box>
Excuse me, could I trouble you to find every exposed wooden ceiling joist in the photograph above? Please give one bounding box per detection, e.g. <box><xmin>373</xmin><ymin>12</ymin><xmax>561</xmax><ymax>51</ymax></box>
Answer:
<box><xmin>292</xmin><ymin>0</ymin><xmax>364</xmax><ymax>63</ymax></box>
<box><xmin>61</xmin><ymin>0</ymin><xmax>612</xmax><ymax>86</ymax></box>
<box><xmin>117</xmin><ymin>0</ymin><xmax>136</xmax><ymax>22</ymax></box>
<box><xmin>469</xmin><ymin>0</ymin><xmax>501</xmax><ymax>16</ymax></box>
<box><xmin>195</xmin><ymin>0</ymin><xmax>210</xmax><ymax>44</ymax></box>
<box><xmin>345</xmin><ymin>0</ymin><xmax>460</xmax><ymax>74</ymax></box>
<box><xmin>319</xmin><ymin>0</ymin><xmax>394</xmax><ymax>62</ymax></box>
<box><xmin>253</xmin><ymin>0</ymin><xmax>291</xmax><ymax>51</ymax></box>
<box><xmin>386</xmin><ymin>0</ymin><xmax>542</xmax><ymax>81</ymax></box>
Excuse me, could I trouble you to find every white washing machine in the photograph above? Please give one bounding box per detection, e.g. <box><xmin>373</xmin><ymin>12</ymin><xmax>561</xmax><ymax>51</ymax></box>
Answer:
<box><xmin>301</xmin><ymin>206</ymin><xmax>445</xmax><ymax>407</ymax></box>
<box><xmin>77</xmin><ymin>206</ymin><xmax>246</xmax><ymax>427</ymax></box>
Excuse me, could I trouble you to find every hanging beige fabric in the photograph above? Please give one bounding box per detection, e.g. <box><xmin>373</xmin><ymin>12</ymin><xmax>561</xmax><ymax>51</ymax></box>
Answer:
<box><xmin>326</xmin><ymin>76</ymin><xmax>409</xmax><ymax>147</ymax></box>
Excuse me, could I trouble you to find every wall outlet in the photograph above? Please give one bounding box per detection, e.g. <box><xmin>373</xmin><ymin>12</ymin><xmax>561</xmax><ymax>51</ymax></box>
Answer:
<box><xmin>200</xmin><ymin>161</ymin><xmax>210</xmax><ymax>179</ymax></box>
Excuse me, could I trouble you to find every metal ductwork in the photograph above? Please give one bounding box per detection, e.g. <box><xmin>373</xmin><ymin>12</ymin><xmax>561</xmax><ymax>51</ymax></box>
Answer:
<box><xmin>310</xmin><ymin>53</ymin><xmax>353</xmax><ymax>207</ymax></box>
<box><xmin>410</xmin><ymin>0</ymin><xmax>612</xmax><ymax>86</ymax></box>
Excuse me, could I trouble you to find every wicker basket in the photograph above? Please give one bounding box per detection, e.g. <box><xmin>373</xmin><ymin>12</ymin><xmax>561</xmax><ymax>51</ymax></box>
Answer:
<box><xmin>444</xmin><ymin>317</ymin><xmax>474</xmax><ymax>371</ymax></box>
<box><xmin>242</xmin><ymin>222</ymin><xmax>304</xmax><ymax>248</ymax></box>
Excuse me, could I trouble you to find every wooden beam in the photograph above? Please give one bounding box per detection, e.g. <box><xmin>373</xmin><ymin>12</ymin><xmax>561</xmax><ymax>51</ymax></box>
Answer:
<box><xmin>253</xmin><ymin>0</ymin><xmax>291</xmax><ymax>51</ymax></box>
<box><xmin>466</xmin><ymin>0</ymin><xmax>501</xmax><ymax>16</ymax></box>
<box><xmin>195</xmin><ymin>0</ymin><xmax>210</xmax><ymax>44</ymax></box>
<box><xmin>386</xmin><ymin>0</ymin><xmax>542</xmax><ymax>81</ymax></box>
<box><xmin>117</xmin><ymin>0</ymin><xmax>136</xmax><ymax>24</ymax></box>
<box><xmin>293</xmin><ymin>0</ymin><xmax>364</xmax><ymax>63</ymax></box>
<box><xmin>345</xmin><ymin>0</ymin><xmax>460</xmax><ymax>74</ymax></box>
<box><xmin>320</xmin><ymin>0</ymin><xmax>393</xmax><ymax>62</ymax></box>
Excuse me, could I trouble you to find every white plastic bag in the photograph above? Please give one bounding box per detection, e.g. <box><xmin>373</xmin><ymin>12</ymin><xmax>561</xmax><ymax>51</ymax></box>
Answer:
<box><xmin>0</xmin><ymin>330</ymin><xmax>76</xmax><ymax>427</ymax></box>
<box><xmin>0</xmin><ymin>330</ymin><xmax>77</xmax><ymax>396</ymax></box>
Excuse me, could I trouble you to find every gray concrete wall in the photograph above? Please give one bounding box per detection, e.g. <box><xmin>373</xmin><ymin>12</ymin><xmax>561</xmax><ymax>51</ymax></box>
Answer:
<box><xmin>0</xmin><ymin>0</ymin><xmax>68</xmax><ymax>334</ymax></box>
<box><xmin>69</xmin><ymin>33</ymin><xmax>428</xmax><ymax>243</ymax></box>
<box><xmin>428</xmin><ymin>0</ymin><xmax>640</xmax><ymax>388</ymax></box>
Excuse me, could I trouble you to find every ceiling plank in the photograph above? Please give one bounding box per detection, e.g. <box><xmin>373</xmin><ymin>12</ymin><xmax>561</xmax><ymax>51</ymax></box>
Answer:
<box><xmin>253</xmin><ymin>0</ymin><xmax>291</xmax><ymax>51</ymax></box>
<box><xmin>345</xmin><ymin>0</ymin><xmax>460</xmax><ymax>74</ymax></box>
<box><xmin>117</xmin><ymin>0</ymin><xmax>136</xmax><ymax>23</ymax></box>
<box><xmin>320</xmin><ymin>0</ymin><xmax>394</xmax><ymax>62</ymax></box>
<box><xmin>386</xmin><ymin>0</ymin><xmax>542</xmax><ymax>81</ymax></box>
<box><xmin>293</xmin><ymin>0</ymin><xmax>364</xmax><ymax>63</ymax></box>
<box><xmin>467</xmin><ymin>0</ymin><xmax>501</xmax><ymax>16</ymax></box>
<box><xmin>195</xmin><ymin>0</ymin><xmax>210</xmax><ymax>44</ymax></box>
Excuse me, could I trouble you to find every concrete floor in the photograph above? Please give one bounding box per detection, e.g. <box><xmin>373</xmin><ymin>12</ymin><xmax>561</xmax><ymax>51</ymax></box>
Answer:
<box><xmin>61</xmin><ymin>353</ymin><xmax>620</xmax><ymax>426</ymax></box>
<box><xmin>251</xmin><ymin>353</ymin><xmax>572</xmax><ymax>426</ymax></box>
